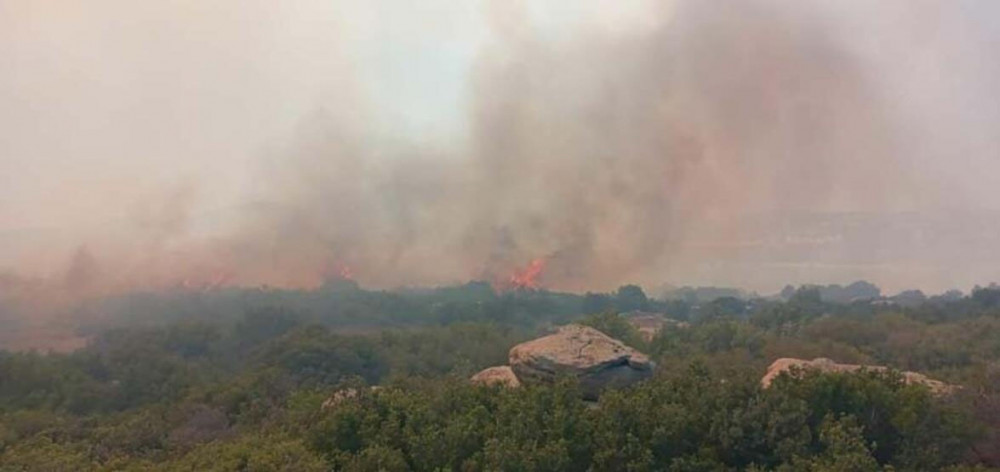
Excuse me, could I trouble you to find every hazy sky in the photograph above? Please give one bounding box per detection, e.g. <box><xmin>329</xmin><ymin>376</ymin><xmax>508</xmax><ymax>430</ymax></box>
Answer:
<box><xmin>2</xmin><ymin>0</ymin><xmax>1000</xmax><ymax>293</ymax></box>
<box><xmin>1</xmin><ymin>0</ymin><xmax>647</xmax><ymax>230</ymax></box>
<box><xmin>0</xmin><ymin>0</ymin><xmax>476</xmax><ymax>229</ymax></box>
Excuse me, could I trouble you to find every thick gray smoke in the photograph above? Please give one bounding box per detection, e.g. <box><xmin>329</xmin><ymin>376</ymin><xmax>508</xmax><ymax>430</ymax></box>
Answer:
<box><xmin>2</xmin><ymin>0</ymin><xmax>1000</xmax><ymax>298</ymax></box>
<box><xmin>217</xmin><ymin>0</ymin><xmax>1000</xmax><ymax>292</ymax></box>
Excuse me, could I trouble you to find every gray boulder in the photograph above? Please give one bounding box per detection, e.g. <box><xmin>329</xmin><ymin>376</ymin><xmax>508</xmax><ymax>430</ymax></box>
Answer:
<box><xmin>761</xmin><ymin>357</ymin><xmax>955</xmax><ymax>395</ymax></box>
<box><xmin>509</xmin><ymin>324</ymin><xmax>653</xmax><ymax>399</ymax></box>
<box><xmin>471</xmin><ymin>365</ymin><xmax>522</xmax><ymax>388</ymax></box>
<box><xmin>321</xmin><ymin>386</ymin><xmax>382</xmax><ymax>410</ymax></box>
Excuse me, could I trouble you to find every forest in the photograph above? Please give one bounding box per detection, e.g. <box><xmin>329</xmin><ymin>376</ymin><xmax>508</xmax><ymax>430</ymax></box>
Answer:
<box><xmin>3</xmin><ymin>281</ymin><xmax>1000</xmax><ymax>471</ymax></box>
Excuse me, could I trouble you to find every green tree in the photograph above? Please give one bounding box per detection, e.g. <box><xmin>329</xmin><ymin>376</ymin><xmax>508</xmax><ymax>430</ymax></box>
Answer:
<box><xmin>616</xmin><ymin>285</ymin><xmax>649</xmax><ymax>312</ymax></box>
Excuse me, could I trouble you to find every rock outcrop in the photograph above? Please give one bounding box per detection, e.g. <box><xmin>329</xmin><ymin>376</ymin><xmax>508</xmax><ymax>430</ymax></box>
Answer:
<box><xmin>622</xmin><ymin>311</ymin><xmax>689</xmax><ymax>341</ymax></box>
<box><xmin>508</xmin><ymin>324</ymin><xmax>654</xmax><ymax>400</ymax></box>
<box><xmin>761</xmin><ymin>357</ymin><xmax>954</xmax><ymax>395</ymax></box>
<box><xmin>321</xmin><ymin>386</ymin><xmax>381</xmax><ymax>410</ymax></box>
<box><xmin>470</xmin><ymin>366</ymin><xmax>521</xmax><ymax>388</ymax></box>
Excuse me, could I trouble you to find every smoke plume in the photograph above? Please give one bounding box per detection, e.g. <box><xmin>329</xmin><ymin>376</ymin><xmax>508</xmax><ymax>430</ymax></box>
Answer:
<box><xmin>2</xmin><ymin>0</ymin><xmax>1000</xmax><ymax>301</ymax></box>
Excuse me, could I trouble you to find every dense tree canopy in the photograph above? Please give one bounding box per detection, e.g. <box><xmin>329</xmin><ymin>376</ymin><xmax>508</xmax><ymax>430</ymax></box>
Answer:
<box><xmin>3</xmin><ymin>282</ymin><xmax>1000</xmax><ymax>470</ymax></box>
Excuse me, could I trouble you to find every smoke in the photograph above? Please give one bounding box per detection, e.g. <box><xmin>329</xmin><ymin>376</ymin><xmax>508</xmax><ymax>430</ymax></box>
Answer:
<box><xmin>223</xmin><ymin>0</ymin><xmax>999</xmax><ymax>292</ymax></box>
<box><xmin>2</xmin><ymin>0</ymin><xmax>1000</xmax><ymax>301</ymax></box>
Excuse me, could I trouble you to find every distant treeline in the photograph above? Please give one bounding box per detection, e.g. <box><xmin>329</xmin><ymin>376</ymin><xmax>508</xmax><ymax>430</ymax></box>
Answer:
<box><xmin>78</xmin><ymin>279</ymin><xmax>1000</xmax><ymax>332</ymax></box>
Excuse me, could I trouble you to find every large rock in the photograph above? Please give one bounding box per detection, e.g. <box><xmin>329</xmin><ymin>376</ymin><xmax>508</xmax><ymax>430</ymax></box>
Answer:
<box><xmin>509</xmin><ymin>324</ymin><xmax>654</xmax><ymax>399</ymax></box>
<box><xmin>471</xmin><ymin>366</ymin><xmax>521</xmax><ymax>388</ymax></box>
<box><xmin>321</xmin><ymin>386</ymin><xmax>382</xmax><ymax>410</ymax></box>
<box><xmin>622</xmin><ymin>311</ymin><xmax>689</xmax><ymax>341</ymax></box>
<box><xmin>761</xmin><ymin>357</ymin><xmax>954</xmax><ymax>395</ymax></box>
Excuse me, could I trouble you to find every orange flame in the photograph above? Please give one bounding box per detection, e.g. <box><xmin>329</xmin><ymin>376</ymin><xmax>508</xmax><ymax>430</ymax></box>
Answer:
<box><xmin>507</xmin><ymin>258</ymin><xmax>546</xmax><ymax>290</ymax></box>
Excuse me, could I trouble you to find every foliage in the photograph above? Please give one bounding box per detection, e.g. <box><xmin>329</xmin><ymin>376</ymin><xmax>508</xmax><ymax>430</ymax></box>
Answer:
<box><xmin>3</xmin><ymin>283</ymin><xmax>1000</xmax><ymax>470</ymax></box>
<box><xmin>578</xmin><ymin>312</ymin><xmax>648</xmax><ymax>351</ymax></box>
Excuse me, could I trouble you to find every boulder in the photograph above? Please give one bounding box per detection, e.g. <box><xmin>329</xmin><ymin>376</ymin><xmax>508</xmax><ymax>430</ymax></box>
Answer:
<box><xmin>321</xmin><ymin>386</ymin><xmax>381</xmax><ymax>410</ymax></box>
<box><xmin>624</xmin><ymin>312</ymin><xmax>665</xmax><ymax>342</ymax></box>
<box><xmin>509</xmin><ymin>324</ymin><xmax>653</xmax><ymax>399</ymax></box>
<box><xmin>622</xmin><ymin>311</ymin><xmax>689</xmax><ymax>341</ymax></box>
<box><xmin>471</xmin><ymin>366</ymin><xmax>521</xmax><ymax>388</ymax></box>
<box><xmin>761</xmin><ymin>357</ymin><xmax>954</xmax><ymax>395</ymax></box>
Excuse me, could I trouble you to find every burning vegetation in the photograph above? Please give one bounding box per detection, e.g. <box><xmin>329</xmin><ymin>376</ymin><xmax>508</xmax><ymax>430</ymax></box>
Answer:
<box><xmin>506</xmin><ymin>258</ymin><xmax>546</xmax><ymax>291</ymax></box>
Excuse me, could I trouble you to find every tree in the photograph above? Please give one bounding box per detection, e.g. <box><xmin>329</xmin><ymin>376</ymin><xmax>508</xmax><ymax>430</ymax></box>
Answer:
<box><xmin>698</xmin><ymin>296</ymin><xmax>747</xmax><ymax>322</ymax></box>
<box><xmin>778</xmin><ymin>415</ymin><xmax>880</xmax><ymax>472</ymax></box>
<box><xmin>616</xmin><ymin>285</ymin><xmax>649</xmax><ymax>312</ymax></box>
<box><xmin>583</xmin><ymin>292</ymin><xmax>613</xmax><ymax>315</ymax></box>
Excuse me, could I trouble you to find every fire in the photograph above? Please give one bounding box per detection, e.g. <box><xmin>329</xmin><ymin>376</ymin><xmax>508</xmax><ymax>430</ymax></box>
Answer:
<box><xmin>316</xmin><ymin>262</ymin><xmax>356</xmax><ymax>288</ymax></box>
<box><xmin>507</xmin><ymin>258</ymin><xmax>546</xmax><ymax>290</ymax></box>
